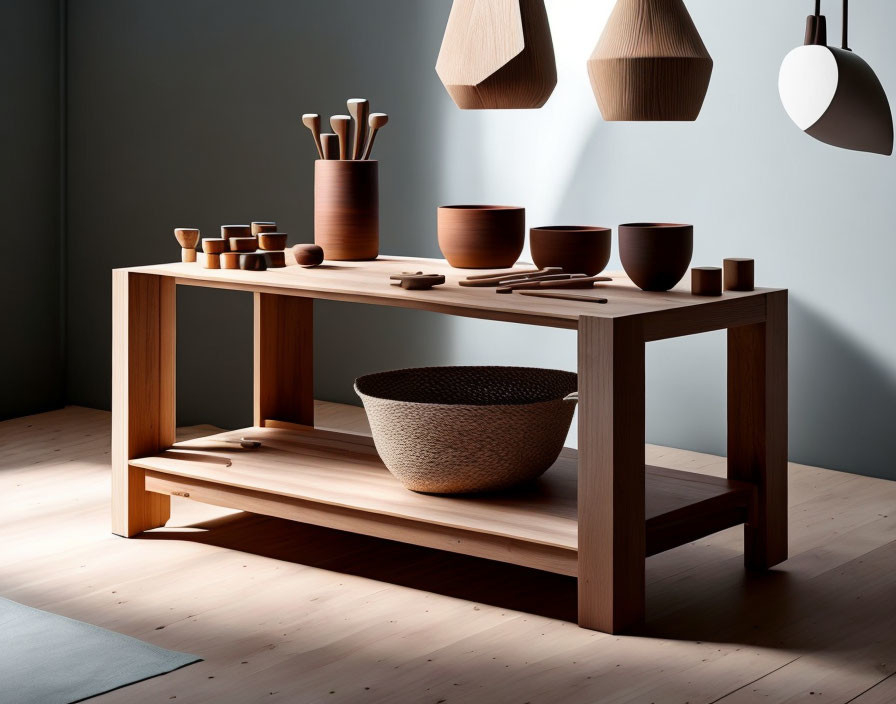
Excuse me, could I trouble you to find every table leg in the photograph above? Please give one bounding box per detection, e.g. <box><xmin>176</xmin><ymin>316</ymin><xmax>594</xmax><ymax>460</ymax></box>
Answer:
<box><xmin>111</xmin><ymin>272</ymin><xmax>175</xmax><ymax>537</ymax></box>
<box><xmin>254</xmin><ymin>293</ymin><xmax>314</xmax><ymax>430</ymax></box>
<box><xmin>728</xmin><ymin>290</ymin><xmax>788</xmax><ymax>569</ymax></box>
<box><xmin>577</xmin><ymin>316</ymin><xmax>646</xmax><ymax>633</ymax></box>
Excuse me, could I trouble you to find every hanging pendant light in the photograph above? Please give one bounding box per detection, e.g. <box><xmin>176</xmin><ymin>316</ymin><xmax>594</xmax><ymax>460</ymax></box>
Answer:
<box><xmin>436</xmin><ymin>0</ymin><xmax>557</xmax><ymax>110</ymax></box>
<box><xmin>587</xmin><ymin>0</ymin><xmax>713</xmax><ymax>121</ymax></box>
<box><xmin>779</xmin><ymin>0</ymin><xmax>893</xmax><ymax>156</ymax></box>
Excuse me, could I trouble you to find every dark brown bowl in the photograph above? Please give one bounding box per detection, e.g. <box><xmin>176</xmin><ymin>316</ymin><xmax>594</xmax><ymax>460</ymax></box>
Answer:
<box><xmin>530</xmin><ymin>226</ymin><xmax>611</xmax><ymax>276</ymax></box>
<box><xmin>437</xmin><ymin>205</ymin><xmax>525</xmax><ymax>269</ymax></box>
<box><xmin>618</xmin><ymin>223</ymin><xmax>693</xmax><ymax>291</ymax></box>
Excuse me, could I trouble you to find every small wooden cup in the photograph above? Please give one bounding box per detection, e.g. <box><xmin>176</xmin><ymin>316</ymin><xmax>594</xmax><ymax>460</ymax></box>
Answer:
<box><xmin>258</xmin><ymin>233</ymin><xmax>288</xmax><ymax>251</ymax></box>
<box><xmin>202</xmin><ymin>238</ymin><xmax>229</xmax><ymax>254</ymax></box>
<box><xmin>691</xmin><ymin>267</ymin><xmax>722</xmax><ymax>296</ymax></box>
<box><xmin>203</xmin><ymin>252</ymin><xmax>221</xmax><ymax>269</ymax></box>
<box><xmin>221</xmin><ymin>225</ymin><xmax>251</xmax><ymax>240</ymax></box>
<box><xmin>724</xmin><ymin>258</ymin><xmax>754</xmax><ymax>291</ymax></box>
<box><xmin>264</xmin><ymin>250</ymin><xmax>286</xmax><ymax>268</ymax></box>
<box><xmin>230</xmin><ymin>237</ymin><xmax>258</xmax><ymax>252</ymax></box>
<box><xmin>293</xmin><ymin>243</ymin><xmax>324</xmax><ymax>268</ymax></box>
<box><xmin>240</xmin><ymin>253</ymin><xmax>267</xmax><ymax>271</ymax></box>
<box><xmin>251</xmin><ymin>222</ymin><xmax>277</xmax><ymax>237</ymax></box>
<box><xmin>174</xmin><ymin>227</ymin><xmax>200</xmax><ymax>249</ymax></box>
<box><xmin>221</xmin><ymin>251</ymin><xmax>241</xmax><ymax>269</ymax></box>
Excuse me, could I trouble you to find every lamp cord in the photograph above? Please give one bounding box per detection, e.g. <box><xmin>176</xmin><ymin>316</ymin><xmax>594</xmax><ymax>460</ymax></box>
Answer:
<box><xmin>842</xmin><ymin>0</ymin><xmax>850</xmax><ymax>50</ymax></box>
<box><xmin>810</xmin><ymin>0</ymin><xmax>850</xmax><ymax>51</ymax></box>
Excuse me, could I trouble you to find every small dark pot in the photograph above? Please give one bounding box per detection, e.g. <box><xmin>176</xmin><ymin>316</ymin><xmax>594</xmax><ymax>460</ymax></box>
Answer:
<box><xmin>619</xmin><ymin>223</ymin><xmax>693</xmax><ymax>291</ymax></box>
<box><xmin>530</xmin><ymin>226</ymin><xmax>612</xmax><ymax>276</ymax></box>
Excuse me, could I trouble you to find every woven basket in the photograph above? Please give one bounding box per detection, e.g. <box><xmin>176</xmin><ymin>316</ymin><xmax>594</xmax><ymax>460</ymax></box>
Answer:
<box><xmin>354</xmin><ymin>366</ymin><xmax>578</xmax><ymax>494</ymax></box>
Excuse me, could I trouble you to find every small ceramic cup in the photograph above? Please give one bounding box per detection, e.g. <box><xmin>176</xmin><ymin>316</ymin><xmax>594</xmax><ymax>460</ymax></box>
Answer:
<box><xmin>530</xmin><ymin>226</ymin><xmax>612</xmax><ymax>276</ymax></box>
<box><xmin>618</xmin><ymin>223</ymin><xmax>693</xmax><ymax>291</ymax></box>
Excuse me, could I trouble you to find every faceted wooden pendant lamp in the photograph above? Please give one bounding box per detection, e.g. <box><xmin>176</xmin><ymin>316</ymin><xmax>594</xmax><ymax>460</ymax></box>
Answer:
<box><xmin>436</xmin><ymin>0</ymin><xmax>557</xmax><ymax>110</ymax></box>
<box><xmin>778</xmin><ymin>0</ymin><xmax>893</xmax><ymax>156</ymax></box>
<box><xmin>587</xmin><ymin>0</ymin><xmax>713</xmax><ymax>121</ymax></box>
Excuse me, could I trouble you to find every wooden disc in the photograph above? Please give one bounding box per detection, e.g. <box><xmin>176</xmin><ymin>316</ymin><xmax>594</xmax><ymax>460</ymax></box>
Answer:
<box><xmin>221</xmin><ymin>225</ymin><xmax>251</xmax><ymax>240</ymax></box>
<box><xmin>201</xmin><ymin>238</ymin><xmax>229</xmax><ymax>254</ymax></box>
<box><xmin>251</xmin><ymin>222</ymin><xmax>278</xmax><ymax>237</ymax></box>
<box><xmin>258</xmin><ymin>233</ymin><xmax>288</xmax><ymax>251</ymax></box>
<box><xmin>221</xmin><ymin>251</ymin><xmax>241</xmax><ymax>269</ymax></box>
<box><xmin>229</xmin><ymin>237</ymin><xmax>258</xmax><ymax>252</ymax></box>
<box><xmin>264</xmin><ymin>250</ymin><xmax>286</xmax><ymax>268</ymax></box>
<box><xmin>203</xmin><ymin>252</ymin><xmax>221</xmax><ymax>269</ymax></box>
<box><xmin>240</xmin><ymin>253</ymin><xmax>267</xmax><ymax>271</ymax></box>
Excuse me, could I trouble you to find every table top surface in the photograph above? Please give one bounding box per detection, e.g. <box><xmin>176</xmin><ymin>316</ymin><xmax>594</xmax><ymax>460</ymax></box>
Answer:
<box><xmin>120</xmin><ymin>255</ymin><xmax>782</xmax><ymax>329</ymax></box>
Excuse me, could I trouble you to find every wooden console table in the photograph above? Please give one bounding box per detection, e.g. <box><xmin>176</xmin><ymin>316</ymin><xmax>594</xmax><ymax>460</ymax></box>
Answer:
<box><xmin>112</xmin><ymin>255</ymin><xmax>787</xmax><ymax>634</ymax></box>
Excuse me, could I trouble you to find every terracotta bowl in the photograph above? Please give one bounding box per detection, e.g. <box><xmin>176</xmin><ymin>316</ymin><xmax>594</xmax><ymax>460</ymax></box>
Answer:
<box><xmin>530</xmin><ymin>226</ymin><xmax>612</xmax><ymax>276</ymax></box>
<box><xmin>618</xmin><ymin>223</ymin><xmax>693</xmax><ymax>291</ymax></box>
<box><xmin>437</xmin><ymin>205</ymin><xmax>525</xmax><ymax>269</ymax></box>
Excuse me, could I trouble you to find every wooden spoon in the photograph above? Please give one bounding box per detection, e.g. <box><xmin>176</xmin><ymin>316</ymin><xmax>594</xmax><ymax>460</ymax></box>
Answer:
<box><xmin>301</xmin><ymin>113</ymin><xmax>324</xmax><ymax>159</ymax></box>
<box><xmin>361</xmin><ymin>113</ymin><xmax>389</xmax><ymax>160</ymax></box>
<box><xmin>347</xmin><ymin>98</ymin><xmax>369</xmax><ymax>160</ymax></box>
<box><xmin>321</xmin><ymin>133</ymin><xmax>340</xmax><ymax>160</ymax></box>
<box><xmin>330</xmin><ymin>115</ymin><xmax>351</xmax><ymax>160</ymax></box>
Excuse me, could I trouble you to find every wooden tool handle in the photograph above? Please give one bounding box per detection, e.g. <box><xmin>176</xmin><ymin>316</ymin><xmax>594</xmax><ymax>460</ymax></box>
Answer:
<box><xmin>465</xmin><ymin>267</ymin><xmax>551</xmax><ymax>281</ymax></box>
<box><xmin>348</xmin><ymin>99</ymin><xmax>369</xmax><ymax>160</ymax></box>
<box><xmin>517</xmin><ymin>291</ymin><xmax>608</xmax><ymax>304</ymax></box>
<box><xmin>496</xmin><ymin>275</ymin><xmax>612</xmax><ymax>294</ymax></box>
<box><xmin>458</xmin><ymin>268</ymin><xmax>563</xmax><ymax>287</ymax></box>
<box><xmin>302</xmin><ymin>113</ymin><xmax>324</xmax><ymax>159</ymax></box>
<box><xmin>361</xmin><ymin>113</ymin><xmax>388</xmax><ymax>160</ymax></box>
<box><xmin>330</xmin><ymin>115</ymin><xmax>351</xmax><ymax>160</ymax></box>
<box><xmin>321</xmin><ymin>133</ymin><xmax>339</xmax><ymax>160</ymax></box>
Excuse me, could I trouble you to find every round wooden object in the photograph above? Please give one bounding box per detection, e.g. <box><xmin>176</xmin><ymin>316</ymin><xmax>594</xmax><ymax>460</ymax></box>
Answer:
<box><xmin>587</xmin><ymin>0</ymin><xmax>713</xmax><ymax>121</ymax></box>
<box><xmin>203</xmin><ymin>252</ymin><xmax>221</xmax><ymax>269</ymax></box>
<box><xmin>174</xmin><ymin>227</ymin><xmax>200</xmax><ymax>249</ymax></box>
<box><xmin>723</xmin><ymin>258</ymin><xmax>755</xmax><ymax>292</ymax></box>
<box><xmin>264</xmin><ymin>250</ymin><xmax>286</xmax><ymax>268</ymax></box>
<box><xmin>618</xmin><ymin>223</ymin><xmax>693</xmax><ymax>292</ymax></box>
<box><xmin>201</xmin><ymin>238</ymin><xmax>228</xmax><ymax>254</ymax></box>
<box><xmin>691</xmin><ymin>266</ymin><xmax>722</xmax><ymax>296</ymax></box>
<box><xmin>314</xmin><ymin>160</ymin><xmax>378</xmax><ymax>260</ymax></box>
<box><xmin>258</xmin><ymin>233</ymin><xmax>288</xmax><ymax>251</ymax></box>
<box><xmin>437</xmin><ymin>205</ymin><xmax>525</xmax><ymax>269</ymax></box>
<box><xmin>221</xmin><ymin>251</ymin><xmax>241</xmax><ymax>269</ymax></box>
<box><xmin>229</xmin><ymin>237</ymin><xmax>258</xmax><ymax>252</ymax></box>
<box><xmin>181</xmin><ymin>248</ymin><xmax>197</xmax><ymax>263</ymax></box>
<box><xmin>220</xmin><ymin>225</ymin><xmax>251</xmax><ymax>240</ymax></box>
<box><xmin>292</xmin><ymin>243</ymin><xmax>324</xmax><ymax>268</ymax></box>
<box><xmin>530</xmin><ymin>226</ymin><xmax>611</xmax><ymax>276</ymax></box>
<box><xmin>251</xmin><ymin>222</ymin><xmax>278</xmax><ymax>237</ymax></box>
<box><xmin>435</xmin><ymin>0</ymin><xmax>557</xmax><ymax>109</ymax></box>
<box><xmin>240</xmin><ymin>253</ymin><xmax>267</xmax><ymax>271</ymax></box>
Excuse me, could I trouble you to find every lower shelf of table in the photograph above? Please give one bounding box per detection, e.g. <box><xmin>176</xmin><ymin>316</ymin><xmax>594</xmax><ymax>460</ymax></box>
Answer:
<box><xmin>131</xmin><ymin>426</ymin><xmax>754</xmax><ymax>577</ymax></box>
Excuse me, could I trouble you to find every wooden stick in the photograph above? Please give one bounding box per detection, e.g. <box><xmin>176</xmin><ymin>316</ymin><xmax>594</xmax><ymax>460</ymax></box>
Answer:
<box><xmin>361</xmin><ymin>113</ymin><xmax>388</xmax><ymax>160</ymax></box>
<box><xmin>497</xmin><ymin>276</ymin><xmax>613</xmax><ymax>294</ymax></box>
<box><xmin>301</xmin><ymin>114</ymin><xmax>324</xmax><ymax>159</ymax></box>
<box><xmin>517</xmin><ymin>291</ymin><xmax>608</xmax><ymax>304</ymax></box>
<box><xmin>347</xmin><ymin>99</ymin><xmax>369</xmax><ymax>160</ymax></box>
<box><xmin>458</xmin><ymin>267</ymin><xmax>562</xmax><ymax>287</ymax></box>
<box><xmin>320</xmin><ymin>133</ymin><xmax>340</xmax><ymax>160</ymax></box>
<box><xmin>330</xmin><ymin>115</ymin><xmax>351</xmax><ymax>160</ymax></box>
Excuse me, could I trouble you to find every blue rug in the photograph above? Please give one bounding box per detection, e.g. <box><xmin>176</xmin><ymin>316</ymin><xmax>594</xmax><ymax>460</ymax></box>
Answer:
<box><xmin>0</xmin><ymin>597</ymin><xmax>200</xmax><ymax>703</ymax></box>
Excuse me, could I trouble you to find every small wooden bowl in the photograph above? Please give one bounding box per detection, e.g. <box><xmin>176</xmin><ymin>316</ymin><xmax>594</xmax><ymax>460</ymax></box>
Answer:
<box><xmin>240</xmin><ymin>253</ymin><xmax>267</xmax><ymax>271</ymax></box>
<box><xmin>229</xmin><ymin>237</ymin><xmax>258</xmax><ymax>252</ymax></box>
<box><xmin>619</xmin><ymin>223</ymin><xmax>693</xmax><ymax>292</ymax></box>
<box><xmin>251</xmin><ymin>222</ymin><xmax>277</xmax><ymax>237</ymax></box>
<box><xmin>530</xmin><ymin>226</ymin><xmax>612</xmax><ymax>276</ymax></box>
<box><xmin>258</xmin><ymin>233</ymin><xmax>288</xmax><ymax>251</ymax></box>
<box><xmin>293</xmin><ymin>244</ymin><xmax>324</xmax><ymax>268</ymax></box>
<box><xmin>174</xmin><ymin>227</ymin><xmax>200</xmax><ymax>249</ymax></box>
<box><xmin>203</xmin><ymin>252</ymin><xmax>221</xmax><ymax>269</ymax></box>
<box><xmin>221</xmin><ymin>225</ymin><xmax>251</xmax><ymax>240</ymax></box>
<box><xmin>201</xmin><ymin>238</ymin><xmax>229</xmax><ymax>254</ymax></box>
<box><xmin>221</xmin><ymin>251</ymin><xmax>241</xmax><ymax>269</ymax></box>
<box><xmin>437</xmin><ymin>205</ymin><xmax>525</xmax><ymax>269</ymax></box>
<box><xmin>264</xmin><ymin>250</ymin><xmax>286</xmax><ymax>268</ymax></box>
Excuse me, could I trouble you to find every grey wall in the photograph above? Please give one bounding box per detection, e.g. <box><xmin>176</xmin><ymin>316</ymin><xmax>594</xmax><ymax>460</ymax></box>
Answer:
<box><xmin>0</xmin><ymin>0</ymin><xmax>63</xmax><ymax>420</ymax></box>
<box><xmin>64</xmin><ymin>0</ymin><xmax>896</xmax><ymax>480</ymax></box>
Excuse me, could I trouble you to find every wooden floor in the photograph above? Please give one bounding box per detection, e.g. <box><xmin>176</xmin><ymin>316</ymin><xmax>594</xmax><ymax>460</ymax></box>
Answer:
<box><xmin>2</xmin><ymin>406</ymin><xmax>895</xmax><ymax>704</ymax></box>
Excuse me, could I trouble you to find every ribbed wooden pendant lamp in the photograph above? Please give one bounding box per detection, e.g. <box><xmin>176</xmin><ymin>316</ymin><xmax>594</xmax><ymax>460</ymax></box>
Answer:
<box><xmin>436</xmin><ymin>0</ymin><xmax>557</xmax><ymax>109</ymax></box>
<box><xmin>587</xmin><ymin>0</ymin><xmax>713</xmax><ymax>121</ymax></box>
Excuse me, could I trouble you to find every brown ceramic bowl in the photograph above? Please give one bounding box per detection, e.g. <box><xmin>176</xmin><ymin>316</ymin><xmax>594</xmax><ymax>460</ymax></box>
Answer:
<box><xmin>437</xmin><ymin>205</ymin><xmax>525</xmax><ymax>269</ymax></box>
<box><xmin>530</xmin><ymin>226</ymin><xmax>612</xmax><ymax>276</ymax></box>
<box><xmin>618</xmin><ymin>223</ymin><xmax>693</xmax><ymax>291</ymax></box>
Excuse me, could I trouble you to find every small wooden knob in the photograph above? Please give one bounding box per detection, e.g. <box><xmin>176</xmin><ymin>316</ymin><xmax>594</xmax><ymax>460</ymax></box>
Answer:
<box><xmin>723</xmin><ymin>258</ymin><xmax>754</xmax><ymax>291</ymax></box>
<box><xmin>174</xmin><ymin>227</ymin><xmax>200</xmax><ymax>249</ymax></box>
<box><xmin>221</xmin><ymin>251</ymin><xmax>241</xmax><ymax>269</ymax></box>
<box><xmin>181</xmin><ymin>248</ymin><xmax>197</xmax><ymax>263</ymax></box>
<box><xmin>292</xmin><ymin>243</ymin><xmax>324</xmax><ymax>268</ymax></box>
<box><xmin>221</xmin><ymin>225</ymin><xmax>251</xmax><ymax>240</ymax></box>
<box><xmin>258</xmin><ymin>233</ymin><xmax>288</xmax><ymax>250</ymax></box>
<box><xmin>203</xmin><ymin>252</ymin><xmax>221</xmax><ymax>269</ymax></box>
<box><xmin>229</xmin><ymin>237</ymin><xmax>258</xmax><ymax>252</ymax></box>
<box><xmin>264</xmin><ymin>250</ymin><xmax>286</xmax><ymax>268</ymax></box>
<box><xmin>251</xmin><ymin>222</ymin><xmax>278</xmax><ymax>237</ymax></box>
<box><xmin>691</xmin><ymin>267</ymin><xmax>722</xmax><ymax>296</ymax></box>
<box><xmin>240</xmin><ymin>253</ymin><xmax>268</xmax><ymax>271</ymax></box>
<box><xmin>201</xmin><ymin>238</ymin><xmax>229</xmax><ymax>254</ymax></box>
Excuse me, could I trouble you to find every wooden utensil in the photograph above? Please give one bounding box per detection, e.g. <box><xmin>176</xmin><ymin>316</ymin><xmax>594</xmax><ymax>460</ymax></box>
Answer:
<box><xmin>347</xmin><ymin>99</ymin><xmax>369</xmax><ymax>160</ymax></box>
<box><xmin>361</xmin><ymin>113</ymin><xmax>388</xmax><ymax>160</ymax></box>
<box><xmin>174</xmin><ymin>228</ymin><xmax>200</xmax><ymax>262</ymax></box>
<box><xmin>330</xmin><ymin>115</ymin><xmax>351</xmax><ymax>160</ymax></box>
<box><xmin>390</xmin><ymin>272</ymin><xmax>446</xmax><ymax>290</ymax></box>
<box><xmin>301</xmin><ymin>113</ymin><xmax>324</xmax><ymax>159</ymax></box>
<box><xmin>458</xmin><ymin>267</ymin><xmax>562</xmax><ymax>287</ymax></box>
<box><xmin>321</xmin><ymin>133</ymin><xmax>340</xmax><ymax>160</ymax></box>
<box><xmin>498</xmin><ymin>272</ymin><xmax>585</xmax><ymax>285</ymax></box>
<box><xmin>496</xmin><ymin>275</ymin><xmax>612</xmax><ymax>294</ymax></box>
<box><xmin>517</xmin><ymin>291</ymin><xmax>608</xmax><ymax>304</ymax></box>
